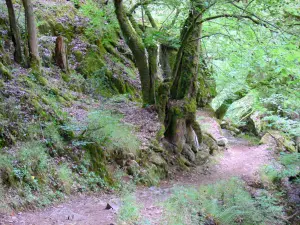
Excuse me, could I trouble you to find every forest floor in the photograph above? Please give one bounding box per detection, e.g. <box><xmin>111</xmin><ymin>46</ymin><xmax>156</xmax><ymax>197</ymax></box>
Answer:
<box><xmin>0</xmin><ymin>110</ymin><xmax>272</xmax><ymax>225</ymax></box>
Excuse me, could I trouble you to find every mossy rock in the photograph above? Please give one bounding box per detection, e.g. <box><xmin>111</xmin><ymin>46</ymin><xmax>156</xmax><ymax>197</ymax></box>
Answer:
<box><xmin>139</xmin><ymin>163</ymin><xmax>167</xmax><ymax>186</ymax></box>
<box><xmin>260</xmin><ymin>130</ymin><xmax>296</xmax><ymax>152</ymax></box>
<box><xmin>195</xmin><ymin>144</ymin><xmax>210</xmax><ymax>165</ymax></box>
<box><xmin>224</xmin><ymin>91</ymin><xmax>258</xmax><ymax>124</ymax></box>
<box><xmin>202</xmin><ymin>133</ymin><xmax>218</xmax><ymax>154</ymax></box>
<box><xmin>177</xmin><ymin>155</ymin><xmax>192</xmax><ymax>169</ymax></box>
<box><xmin>149</xmin><ymin>152</ymin><xmax>167</xmax><ymax>167</ymax></box>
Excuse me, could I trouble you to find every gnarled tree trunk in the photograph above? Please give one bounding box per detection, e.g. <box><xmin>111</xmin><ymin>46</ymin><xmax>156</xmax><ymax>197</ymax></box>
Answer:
<box><xmin>5</xmin><ymin>0</ymin><xmax>23</xmax><ymax>64</ymax></box>
<box><xmin>163</xmin><ymin>1</ymin><xmax>205</xmax><ymax>160</ymax></box>
<box><xmin>22</xmin><ymin>0</ymin><xmax>40</xmax><ymax>70</ymax></box>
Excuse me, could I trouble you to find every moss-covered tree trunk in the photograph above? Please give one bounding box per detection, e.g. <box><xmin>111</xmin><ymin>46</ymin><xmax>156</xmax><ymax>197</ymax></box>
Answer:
<box><xmin>114</xmin><ymin>0</ymin><xmax>155</xmax><ymax>105</ymax></box>
<box><xmin>22</xmin><ymin>0</ymin><xmax>41</xmax><ymax>70</ymax></box>
<box><xmin>163</xmin><ymin>1</ymin><xmax>204</xmax><ymax>157</ymax></box>
<box><xmin>159</xmin><ymin>44</ymin><xmax>177</xmax><ymax>79</ymax></box>
<box><xmin>5</xmin><ymin>0</ymin><xmax>23</xmax><ymax>64</ymax></box>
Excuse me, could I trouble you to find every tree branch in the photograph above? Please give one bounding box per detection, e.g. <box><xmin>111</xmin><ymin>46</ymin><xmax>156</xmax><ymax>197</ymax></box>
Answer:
<box><xmin>128</xmin><ymin>0</ymin><xmax>154</xmax><ymax>14</ymax></box>
<box><xmin>144</xmin><ymin>5</ymin><xmax>157</xmax><ymax>28</ymax></box>
<box><xmin>230</xmin><ymin>2</ymin><xmax>279</xmax><ymax>29</ymax></box>
<box><xmin>191</xmin><ymin>32</ymin><xmax>234</xmax><ymax>41</ymax></box>
<box><xmin>199</xmin><ymin>14</ymin><xmax>262</xmax><ymax>25</ymax></box>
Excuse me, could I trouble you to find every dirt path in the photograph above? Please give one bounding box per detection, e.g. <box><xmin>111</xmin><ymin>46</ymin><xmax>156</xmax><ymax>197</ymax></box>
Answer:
<box><xmin>1</xmin><ymin>113</ymin><xmax>272</xmax><ymax>225</ymax></box>
<box><xmin>135</xmin><ymin>129</ymin><xmax>272</xmax><ymax>224</ymax></box>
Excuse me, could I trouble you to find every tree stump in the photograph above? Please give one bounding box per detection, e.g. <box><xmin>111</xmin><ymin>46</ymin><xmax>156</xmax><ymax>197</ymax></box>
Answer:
<box><xmin>55</xmin><ymin>36</ymin><xmax>68</xmax><ymax>72</ymax></box>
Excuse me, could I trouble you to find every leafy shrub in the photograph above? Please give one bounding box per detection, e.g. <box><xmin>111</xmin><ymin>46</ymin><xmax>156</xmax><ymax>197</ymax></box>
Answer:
<box><xmin>262</xmin><ymin>152</ymin><xmax>300</xmax><ymax>184</ymax></box>
<box><xmin>262</xmin><ymin>115</ymin><xmax>300</xmax><ymax>137</ymax></box>
<box><xmin>77</xmin><ymin>171</ymin><xmax>107</xmax><ymax>192</ymax></box>
<box><xmin>84</xmin><ymin>110</ymin><xmax>140</xmax><ymax>154</ymax></box>
<box><xmin>162</xmin><ymin>178</ymin><xmax>284</xmax><ymax>225</ymax></box>
<box><xmin>43</xmin><ymin>122</ymin><xmax>64</xmax><ymax>149</ymax></box>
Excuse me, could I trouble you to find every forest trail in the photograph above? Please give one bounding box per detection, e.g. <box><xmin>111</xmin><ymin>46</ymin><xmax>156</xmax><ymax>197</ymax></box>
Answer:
<box><xmin>1</xmin><ymin>111</ymin><xmax>272</xmax><ymax>225</ymax></box>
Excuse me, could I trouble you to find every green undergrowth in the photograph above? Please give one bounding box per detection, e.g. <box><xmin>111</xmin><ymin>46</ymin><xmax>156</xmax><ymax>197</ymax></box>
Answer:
<box><xmin>162</xmin><ymin>178</ymin><xmax>284</xmax><ymax>225</ymax></box>
<box><xmin>63</xmin><ymin>108</ymin><xmax>140</xmax><ymax>157</ymax></box>
<box><xmin>84</xmin><ymin>110</ymin><xmax>140</xmax><ymax>154</ymax></box>
<box><xmin>116</xmin><ymin>178</ymin><xmax>285</xmax><ymax>225</ymax></box>
<box><xmin>0</xmin><ymin>71</ymin><xmax>141</xmax><ymax>211</ymax></box>
<box><xmin>114</xmin><ymin>169</ymin><xmax>147</xmax><ymax>224</ymax></box>
<box><xmin>0</xmin><ymin>137</ymin><xmax>111</xmax><ymax>211</ymax></box>
<box><xmin>261</xmin><ymin>152</ymin><xmax>300</xmax><ymax>185</ymax></box>
<box><xmin>118</xmin><ymin>193</ymin><xmax>141</xmax><ymax>224</ymax></box>
<box><xmin>0</xmin><ymin>142</ymin><xmax>68</xmax><ymax>210</ymax></box>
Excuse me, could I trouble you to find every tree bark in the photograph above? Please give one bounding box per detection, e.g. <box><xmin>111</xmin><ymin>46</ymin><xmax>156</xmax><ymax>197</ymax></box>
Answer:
<box><xmin>55</xmin><ymin>36</ymin><xmax>69</xmax><ymax>72</ymax></box>
<box><xmin>114</xmin><ymin>0</ymin><xmax>155</xmax><ymax>105</ymax></box>
<box><xmin>22</xmin><ymin>0</ymin><xmax>40</xmax><ymax>70</ymax></box>
<box><xmin>5</xmin><ymin>0</ymin><xmax>23</xmax><ymax>64</ymax></box>
<box><xmin>147</xmin><ymin>44</ymin><xmax>158</xmax><ymax>104</ymax></box>
<box><xmin>159</xmin><ymin>44</ymin><xmax>177</xmax><ymax>79</ymax></box>
<box><xmin>163</xmin><ymin>1</ymin><xmax>204</xmax><ymax>156</ymax></box>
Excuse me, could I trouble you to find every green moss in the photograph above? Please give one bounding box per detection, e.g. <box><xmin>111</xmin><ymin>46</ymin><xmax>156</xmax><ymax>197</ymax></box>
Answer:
<box><xmin>31</xmin><ymin>98</ymin><xmax>44</xmax><ymax>114</ymax></box>
<box><xmin>79</xmin><ymin>49</ymin><xmax>105</xmax><ymax>77</ymax></box>
<box><xmin>0</xmin><ymin>62</ymin><xmax>12</xmax><ymax>80</ymax></box>
<box><xmin>0</xmin><ymin>43</ymin><xmax>11</xmax><ymax>66</ymax></box>
<box><xmin>73</xmin><ymin>50</ymin><xmax>83</xmax><ymax>62</ymax></box>
<box><xmin>177</xmin><ymin>156</ymin><xmax>190</xmax><ymax>170</ymax></box>
<box><xmin>33</xmin><ymin>72</ymin><xmax>48</xmax><ymax>86</ymax></box>
<box><xmin>184</xmin><ymin>98</ymin><xmax>197</xmax><ymax>114</ymax></box>
<box><xmin>173</xmin><ymin>106</ymin><xmax>184</xmax><ymax>118</ymax></box>
<box><xmin>37</xmin><ymin>20</ymin><xmax>52</xmax><ymax>35</ymax></box>
<box><xmin>57</xmin><ymin>96</ymin><xmax>66</xmax><ymax>104</ymax></box>
<box><xmin>0</xmin><ymin>80</ymin><xmax>4</xmax><ymax>88</ymax></box>
<box><xmin>21</xmin><ymin>76</ymin><xmax>36</xmax><ymax>88</ymax></box>
<box><xmin>50</xmin><ymin>87</ymin><xmax>59</xmax><ymax>96</ymax></box>
<box><xmin>53</xmin><ymin>22</ymin><xmax>74</xmax><ymax>41</ymax></box>
<box><xmin>157</xmin><ymin>82</ymin><xmax>171</xmax><ymax>121</ymax></box>
<box><xmin>61</xmin><ymin>73</ymin><xmax>70</xmax><ymax>82</ymax></box>
<box><xmin>40</xmin><ymin>96</ymin><xmax>51</xmax><ymax>105</ymax></box>
<box><xmin>62</xmin><ymin>92</ymin><xmax>74</xmax><ymax>101</ymax></box>
<box><xmin>139</xmin><ymin>164</ymin><xmax>166</xmax><ymax>186</ymax></box>
<box><xmin>156</xmin><ymin>125</ymin><xmax>165</xmax><ymax>140</ymax></box>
